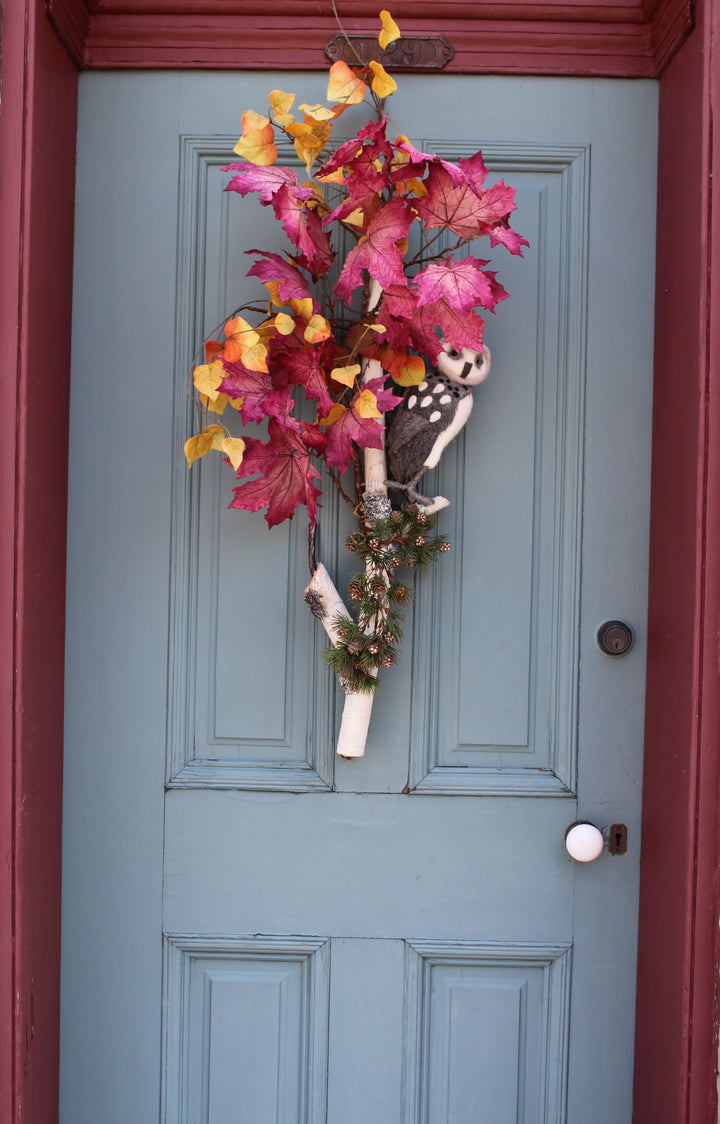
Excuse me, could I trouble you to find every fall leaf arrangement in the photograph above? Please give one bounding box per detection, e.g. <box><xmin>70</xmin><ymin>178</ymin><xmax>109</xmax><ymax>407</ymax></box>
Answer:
<box><xmin>185</xmin><ymin>9</ymin><xmax>527</xmax><ymax>757</ymax></box>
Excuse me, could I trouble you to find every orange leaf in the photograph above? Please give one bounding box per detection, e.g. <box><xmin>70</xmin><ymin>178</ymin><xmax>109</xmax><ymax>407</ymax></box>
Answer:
<box><xmin>369</xmin><ymin>61</ymin><xmax>397</xmax><ymax>99</ymax></box>
<box><xmin>264</xmin><ymin>280</ymin><xmax>285</xmax><ymax>306</ymax></box>
<box><xmin>242</xmin><ymin>109</ymin><xmax>270</xmax><ymax>133</ymax></box>
<box><xmin>378</xmin><ymin>10</ymin><xmax>401</xmax><ymax>49</ymax></box>
<box><xmin>289</xmin><ymin>297</ymin><xmax>314</xmax><ymax>321</ymax></box>
<box><xmin>316</xmin><ymin>166</ymin><xmax>344</xmax><ymax>185</ymax></box>
<box><xmin>330</xmin><ymin>363</ymin><xmax>361</xmax><ymax>388</ymax></box>
<box><xmin>304</xmin><ymin>314</ymin><xmax>332</xmax><ymax>344</ymax></box>
<box><xmin>388</xmin><ymin>350</ymin><xmax>426</xmax><ymax>386</ymax></box>
<box><xmin>233</xmin><ymin>123</ymin><xmax>277</xmax><ymax>166</ymax></box>
<box><xmin>327</xmin><ymin>61</ymin><xmax>366</xmax><ymax>106</ymax></box>
<box><xmin>319</xmin><ymin>403</ymin><xmax>346</xmax><ymax>426</ymax></box>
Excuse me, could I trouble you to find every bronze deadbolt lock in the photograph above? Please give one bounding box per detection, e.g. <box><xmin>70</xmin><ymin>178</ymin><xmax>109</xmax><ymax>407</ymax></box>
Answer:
<box><xmin>597</xmin><ymin>620</ymin><xmax>634</xmax><ymax>656</ymax></box>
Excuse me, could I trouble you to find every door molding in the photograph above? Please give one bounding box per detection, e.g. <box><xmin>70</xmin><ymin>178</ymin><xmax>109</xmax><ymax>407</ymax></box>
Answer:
<box><xmin>46</xmin><ymin>0</ymin><xmax>693</xmax><ymax>78</ymax></box>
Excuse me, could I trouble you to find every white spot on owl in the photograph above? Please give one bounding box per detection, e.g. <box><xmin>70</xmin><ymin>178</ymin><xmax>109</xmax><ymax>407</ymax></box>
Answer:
<box><xmin>433</xmin><ymin>383</ymin><xmax>444</xmax><ymax>395</ymax></box>
<box><xmin>419</xmin><ymin>381</ymin><xmax>428</xmax><ymax>391</ymax></box>
<box><xmin>440</xmin><ymin>394</ymin><xmax>452</xmax><ymax>404</ymax></box>
<box><xmin>420</xmin><ymin>395</ymin><xmax>433</xmax><ymax>408</ymax></box>
<box><xmin>407</xmin><ymin>395</ymin><xmax>417</xmax><ymax>409</ymax></box>
<box><xmin>429</xmin><ymin>410</ymin><xmax>442</xmax><ymax>423</ymax></box>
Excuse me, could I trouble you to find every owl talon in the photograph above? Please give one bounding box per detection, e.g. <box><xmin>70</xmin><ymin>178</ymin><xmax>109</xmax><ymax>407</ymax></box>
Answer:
<box><xmin>384</xmin><ymin>479</ymin><xmax>434</xmax><ymax>507</ymax></box>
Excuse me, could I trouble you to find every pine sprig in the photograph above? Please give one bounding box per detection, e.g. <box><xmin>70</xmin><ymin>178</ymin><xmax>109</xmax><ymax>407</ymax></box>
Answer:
<box><xmin>324</xmin><ymin>505</ymin><xmax>451</xmax><ymax>693</ymax></box>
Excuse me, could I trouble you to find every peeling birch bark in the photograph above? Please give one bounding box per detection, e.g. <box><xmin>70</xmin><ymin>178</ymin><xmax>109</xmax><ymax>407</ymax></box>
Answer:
<box><xmin>304</xmin><ymin>563</ymin><xmax>351</xmax><ymax>647</ymax></box>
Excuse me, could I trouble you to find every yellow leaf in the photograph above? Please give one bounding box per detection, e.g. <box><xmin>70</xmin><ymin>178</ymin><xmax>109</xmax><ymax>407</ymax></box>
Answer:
<box><xmin>264</xmin><ymin>280</ymin><xmax>285</xmax><ymax>306</ymax></box>
<box><xmin>206</xmin><ymin>424</ymin><xmax>226</xmax><ymax>451</ymax></box>
<box><xmin>327</xmin><ymin>61</ymin><xmax>366</xmax><ymax>106</ymax></box>
<box><xmin>298</xmin><ymin>102</ymin><xmax>335</xmax><ymax>122</ymax></box>
<box><xmin>242</xmin><ymin>109</ymin><xmax>270</xmax><ymax>133</ymax></box>
<box><xmin>391</xmin><ymin>353</ymin><xmax>426</xmax><ymax>386</ymax></box>
<box><xmin>319</xmin><ymin>403</ymin><xmax>346</xmax><ymax>426</ymax></box>
<box><xmin>233</xmin><ymin>124</ymin><xmax>277</xmax><ymax>166</ymax></box>
<box><xmin>369</xmin><ymin>324</ymin><xmax>387</xmax><ymax>333</ymax></box>
<box><xmin>290</xmin><ymin>297</ymin><xmax>314</xmax><ymax>321</ymax></box>
<box><xmin>406</xmin><ymin>177</ymin><xmax>428</xmax><ymax>198</ymax></box>
<box><xmin>288</xmin><ymin>120</ymin><xmax>332</xmax><ymax>171</ymax></box>
<box><xmin>369</xmin><ymin>61</ymin><xmax>397</xmax><ymax>99</ymax></box>
<box><xmin>221</xmin><ymin>436</ymin><xmax>245</xmax><ymax>471</ymax></box>
<box><xmin>378</xmin><ymin>10</ymin><xmax>401</xmax><ymax>49</ymax></box>
<box><xmin>330</xmin><ymin>363</ymin><xmax>361</xmax><ymax>388</ymax></box>
<box><xmin>354</xmin><ymin>389</ymin><xmax>382</xmax><ymax>419</ymax></box>
<box><xmin>275</xmin><ymin>312</ymin><xmax>296</xmax><ymax>335</ymax></box>
<box><xmin>304</xmin><ymin>314</ymin><xmax>332</xmax><ymax>344</ymax></box>
<box><xmin>316</xmin><ymin>166</ymin><xmax>344</xmax><ymax>185</ymax></box>
<box><xmin>240</xmin><ymin>340</ymin><xmax>269</xmax><ymax>373</ymax></box>
<box><xmin>343</xmin><ymin>207</ymin><xmax>366</xmax><ymax>229</ymax></box>
<box><xmin>201</xmin><ymin>391</ymin><xmax>230</xmax><ymax>416</ymax></box>
<box><xmin>268</xmin><ymin>89</ymin><xmax>295</xmax><ymax>117</ymax></box>
<box><xmin>193</xmin><ymin>361</ymin><xmax>224</xmax><ymax>400</ymax></box>
<box><xmin>184</xmin><ymin>430</ymin><xmax>213</xmax><ymax>466</ymax></box>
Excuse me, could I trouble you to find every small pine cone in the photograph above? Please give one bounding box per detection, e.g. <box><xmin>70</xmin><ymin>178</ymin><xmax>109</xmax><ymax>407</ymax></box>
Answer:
<box><xmin>440</xmin><ymin>541</ymin><xmax>451</xmax><ymax>552</ymax></box>
<box><xmin>337</xmin><ymin>627</ymin><xmax>347</xmax><ymax>639</ymax></box>
<box><xmin>368</xmin><ymin>643</ymin><xmax>379</xmax><ymax>655</ymax></box>
<box><xmin>390</xmin><ymin>557</ymin><xmax>401</xmax><ymax>569</ymax></box>
<box><xmin>383</xmin><ymin>656</ymin><xmax>394</xmax><ymax>667</ymax></box>
<box><xmin>368</xmin><ymin>538</ymin><xmax>379</xmax><ymax>550</ymax></box>
<box><xmin>415</xmin><ymin>535</ymin><xmax>426</xmax><ymax>546</ymax></box>
<box><xmin>417</xmin><ymin>512</ymin><xmax>427</xmax><ymax>525</ymax></box>
<box><xmin>348</xmin><ymin>579</ymin><xmax>363</xmax><ymax>601</ymax></box>
<box><xmin>346</xmin><ymin>542</ymin><xmax>357</xmax><ymax>553</ymax></box>
<box><xmin>395</xmin><ymin>587</ymin><xmax>406</xmax><ymax>599</ymax></box>
<box><xmin>371</xmin><ymin>576</ymin><xmax>387</xmax><ymax>595</ymax></box>
<box><xmin>391</xmin><ymin>510</ymin><xmax>403</xmax><ymax>524</ymax></box>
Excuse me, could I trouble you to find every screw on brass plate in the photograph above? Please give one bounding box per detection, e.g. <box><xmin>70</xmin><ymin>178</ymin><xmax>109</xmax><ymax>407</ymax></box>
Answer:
<box><xmin>596</xmin><ymin>620</ymin><xmax>634</xmax><ymax>656</ymax></box>
<box><xmin>607</xmin><ymin>823</ymin><xmax>628</xmax><ymax>855</ymax></box>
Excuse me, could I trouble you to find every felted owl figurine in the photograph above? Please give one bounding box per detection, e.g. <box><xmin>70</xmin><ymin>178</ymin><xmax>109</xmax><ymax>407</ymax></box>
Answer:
<box><xmin>385</xmin><ymin>341</ymin><xmax>491</xmax><ymax>508</ymax></box>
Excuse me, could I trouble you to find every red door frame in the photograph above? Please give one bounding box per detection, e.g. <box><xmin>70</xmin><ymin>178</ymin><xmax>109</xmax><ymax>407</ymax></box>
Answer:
<box><xmin>1</xmin><ymin>2</ymin><xmax>718</xmax><ymax>1120</ymax></box>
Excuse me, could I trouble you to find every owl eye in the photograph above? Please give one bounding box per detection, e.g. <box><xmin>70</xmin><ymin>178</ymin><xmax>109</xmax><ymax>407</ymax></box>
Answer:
<box><xmin>448</xmin><ymin>348</ymin><xmax>460</xmax><ymax>358</ymax></box>
<box><xmin>474</xmin><ymin>355</ymin><xmax>484</xmax><ymax>367</ymax></box>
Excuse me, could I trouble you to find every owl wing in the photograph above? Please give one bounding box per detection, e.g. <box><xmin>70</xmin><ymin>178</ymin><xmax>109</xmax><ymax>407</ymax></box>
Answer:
<box><xmin>386</xmin><ymin>402</ymin><xmax>441</xmax><ymax>482</ymax></box>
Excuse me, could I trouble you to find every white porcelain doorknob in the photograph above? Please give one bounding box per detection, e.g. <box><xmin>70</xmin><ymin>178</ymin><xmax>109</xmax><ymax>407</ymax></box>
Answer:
<box><xmin>564</xmin><ymin>821</ymin><xmax>604</xmax><ymax>862</ymax></box>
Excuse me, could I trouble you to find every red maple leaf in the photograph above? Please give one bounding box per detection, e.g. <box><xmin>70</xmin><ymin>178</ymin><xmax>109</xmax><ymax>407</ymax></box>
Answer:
<box><xmin>335</xmin><ymin>197</ymin><xmax>413</xmax><ymax>301</ymax></box>
<box><xmin>245</xmin><ymin>251</ymin><xmax>313</xmax><ymax>302</ymax></box>
<box><xmin>488</xmin><ymin>224</ymin><xmax>530</xmax><ymax>257</ymax></box>
<box><xmin>219</xmin><ymin>358</ymin><xmax>296</xmax><ymax>426</ymax></box>
<box><xmin>412</xmin><ymin>165</ymin><xmax>517</xmax><ymax>240</ymax></box>
<box><xmin>268</xmin><ymin>333</ymin><xmax>335</xmax><ymax>416</ymax></box>
<box><xmin>318</xmin><ymin>117</ymin><xmax>394</xmax><ymax>182</ymax></box>
<box><xmin>272</xmin><ymin>184</ymin><xmax>333</xmax><ymax>278</ymax></box>
<box><xmin>414</xmin><ymin>257</ymin><xmax>508</xmax><ymax>314</ymax></box>
<box><xmin>230</xmin><ymin>420</ymin><xmax>322</xmax><ymax>527</ymax></box>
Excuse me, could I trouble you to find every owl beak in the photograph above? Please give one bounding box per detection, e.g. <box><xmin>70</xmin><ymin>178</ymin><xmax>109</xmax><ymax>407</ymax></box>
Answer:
<box><xmin>460</xmin><ymin>361</ymin><xmax>473</xmax><ymax>379</ymax></box>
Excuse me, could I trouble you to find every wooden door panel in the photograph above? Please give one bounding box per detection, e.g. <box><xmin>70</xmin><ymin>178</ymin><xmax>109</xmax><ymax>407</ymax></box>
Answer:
<box><xmin>62</xmin><ymin>72</ymin><xmax>658</xmax><ymax>1123</ymax></box>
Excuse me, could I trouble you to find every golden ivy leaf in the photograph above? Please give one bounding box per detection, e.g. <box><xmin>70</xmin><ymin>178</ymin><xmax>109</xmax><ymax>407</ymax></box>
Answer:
<box><xmin>369</xmin><ymin>61</ymin><xmax>397</xmax><ymax>99</ymax></box>
<box><xmin>221</xmin><ymin>436</ymin><xmax>246</xmax><ymax>471</ymax></box>
<box><xmin>274</xmin><ymin>312</ymin><xmax>296</xmax><ymax>335</ymax></box>
<box><xmin>193</xmin><ymin>361</ymin><xmax>224</xmax><ymax>400</ymax></box>
<box><xmin>319</xmin><ymin>403</ymin><xmax>346</xmax><ymax>426</ymax></box>
<box><xmin>378</xmin><ymin>10</ymin><xmax>401</xmax><ymax>49</ymax></box>
<box><xmin>330</xmin><ymin>363</ymin><xmax>362</xmax><ymax>388</ymax></box>
<box><xmin>343</xmin><ymin>207</ymin><xmax>366</xmax><ymax>229</ymax></box>
<box><xmin>206</xmin><ymin>424</ymin><xmax>226</xmax><ymax>451</ymax></box>
<box><xmin>200</xmin><ymin>391</ymin><xmax>230</xmax><ymax>416</ymax></box>
<box><xmin>240</xmin><ymin>340</ymin><xmax>270</xmax><ymax>373</ymax></box>
<box><xmin>354</xmin><ymin>389</ymin><xmax>382</xmax><ymax>418</ymax></box>
<box><xmin>268</xmin><ymin>90</ymin><xmax>295</xmax><ymax>117</ymax></box>
<box><xmin>287</xmin><ymin>120</ymin><xmax>332</xmax><ymax>171</ymax></box>
<box><xmin>263</xmin><ymin>280</ymin><xmax>285</xmax><ymax>306</ymax></box>
<box><xmin>224</xmin><ymin>316</ymin><xmax>260</xmax><ymax>361</ymax></box>
<box><xmin>184</xmin><ymin>429</ymin><xmax>213</xmax><ymax>466</ymax></box>
<box><xmin>316</xmin><ymin>166</ymin><xmax>344</xmax><ymax>185</ymax></box>
<box><xmin>242</xmin><ymin>109</ymin><xmax>270</xmax><ymax>132</ymax></box>
<box><xmin>298</xmin><ymin>102</ymin><xmax>335</xmax><ymax>122</ymax></box>
<box><xmin>233</xmin><ymin>124</ymin><xmax>277</xmax><ymax>166</ymax></box>
<box><xmin>304</xmin><ymin>314</ymin><xmax>332</xmax><ymax>344</ymax></box>
<box><xmin>290</xmin><ymin>297</ymin><xmax>314</xmax><ymax>321</ymax></box>
<box><xmin>327</xmin><ymin>61</ymin><xmax>366</xmax><ymax>106</ymax></box>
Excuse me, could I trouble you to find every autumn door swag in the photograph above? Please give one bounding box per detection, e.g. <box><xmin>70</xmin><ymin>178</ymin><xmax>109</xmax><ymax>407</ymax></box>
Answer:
<box><xmin>184</xmin><ymin>9</ymin><xmax>527</xmax><ymax>759</ymax></box>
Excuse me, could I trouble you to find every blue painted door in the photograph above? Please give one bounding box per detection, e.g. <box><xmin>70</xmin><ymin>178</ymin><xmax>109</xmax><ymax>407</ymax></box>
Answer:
<box><xmin>61</xmin><ymin>72</ymin><xmax>658</xmax><ymax>1122</ymax></box>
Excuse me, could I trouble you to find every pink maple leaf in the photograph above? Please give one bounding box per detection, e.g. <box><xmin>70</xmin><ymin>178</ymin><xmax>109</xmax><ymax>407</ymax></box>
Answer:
<box><xmin>219</xmin><ymin>358</ymin><xmax>296</xmax><ymax>426</ymax></box>
<box><xmin>409</xmin><ymin>302</ymin><xmax>487</xmax><ymax>361</ymax></box>
<box><xmin>335</xmin><ymin>197</ymin><xmax>413</xmax><ymax>301</ymax></box>
<box><xmin>373</xmin><ymin>284</ymin><xmax>418</xmax><ymax>348</ymax></box>
<box><xmin>230</xmin><ymin>420</ymin><xmax>322</xmax><ymax>528</ymax></box>
<box><xmin>245</xmin><ymin>251</ymin><xmax>313</xmax><ymax>302</ymax></box>
<box><xmin>318</xmin><ymin>117</ymin><xmax>394</xmax><ymax>181</ymax></box>
<box><xmin>488</xmin><ymin>224</ymin><xmax>530</xmax><ymax>257</ymax></box>
<box><xmin>272</xmin><ymin>183</ymin><xmax>333</xmax><ymax>277</ymax></box>
<box><xmin>223</xmin><ymin>163</ymin><xmax>300</xmax><ymax>203</ymax></box>
<box><xmin>414</xmin><ymin>257</ymin><xmax>508</xmax><ymax>315</ymax></box>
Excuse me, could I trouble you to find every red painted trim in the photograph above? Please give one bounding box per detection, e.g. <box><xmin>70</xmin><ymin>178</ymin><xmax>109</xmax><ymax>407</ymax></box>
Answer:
<box><xmin>47</xmin><ymin>0</ymin><xmax>693</xmax><ymax>75</ymax></box>
<box><xmin>0</xmin><ymin>1</ymin><xmax>713</xmax><ymax>1120</ymax></box>
<box><xmin>633</xmin><ymin>0</ymin><xmax>720</xmax><ymax>1118</ymax></box>
<box><xmin>0</xmin><ymin>2</ymin><xmax>77</xmax><ymax>1120</ymax></box>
